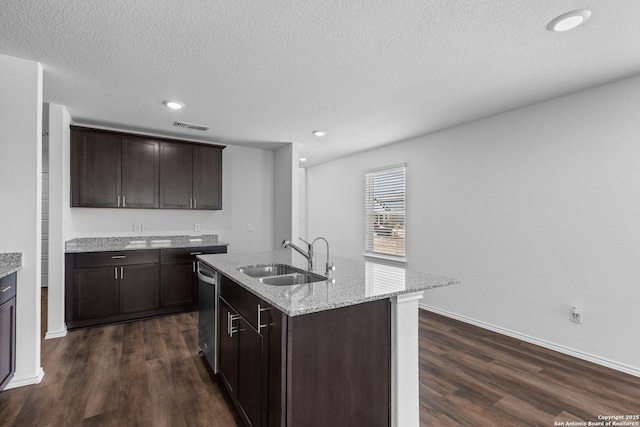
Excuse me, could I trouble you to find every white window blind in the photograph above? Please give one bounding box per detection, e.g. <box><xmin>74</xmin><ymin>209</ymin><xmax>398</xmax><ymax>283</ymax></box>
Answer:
<box><xmin>365</xmin><ymin>165</ymin><xmax>406</xmax><ymax>258</ymax></box>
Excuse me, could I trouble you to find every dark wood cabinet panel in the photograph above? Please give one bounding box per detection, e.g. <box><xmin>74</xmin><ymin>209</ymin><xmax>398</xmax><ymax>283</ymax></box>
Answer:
<box><xmin>218</xmin><ymin>298</ymin><xmax>238</xmax><ymax>394</ymax></box>
<box><xmin>193</xmin><ymin>145</ymin><xmax>222</xmax><ymax>210</ymax></box>
<box><xmin>159</xmin><ymin>142</ymin><xmax>193</xmax><ymax>209</ymax></box>
<box><xmin>236</xmin><ymin>317</ymin><xmax>265</xmax><ymax>427</ymax></box>
<box><xmin>160</xmin><ymin>262</ymin><xmax>196</xmax><ymax>309</ymax></box>
<box><xmin>72</xmin><ymin>267</ymin><xmax>118</xmax><ymax>320</ymax></box>
<box><xmin>119</xmin><ymin>264</ymin><xmax>159</xmax><ymax>313</ymax></box>
<box><xmin>71</xmin><ymin>130</ymin><xmax>121</xmax><ymax>208</ymax></box>
<box><xmin>122</xmin><ymin>138</ymin><xmax>159</xmax><ymax>208</ymax></box>
<box><xmin>287</xmin><ymin>299</ymin><xmax>391</xmax><ymax>427</ymax></box>
<box><xmin>0</xmin><ymin>273</ymin><xmax>16</xmax><ymax>391</ymax></box>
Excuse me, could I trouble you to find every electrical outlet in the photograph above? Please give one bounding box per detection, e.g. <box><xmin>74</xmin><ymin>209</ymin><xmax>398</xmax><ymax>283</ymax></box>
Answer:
<box><xmin>571</xmin><ymin>306</ymin><xmax>583</xmax><ymax>324</ymax></box>
<box><xmin>194</xmin><ymin>223</ymin><xmax>201</xmax><ymax>232</ymax></box>
<box><xmin>247</xmin><ymin>223</ymin><xmax>253</xmax><ymax>232</ymax></box>
<box><xmin>142</xmin><ymin>223</ymin><xmax>149</xmax><ymax>233</ymax></box>
<box><xmin>133</xmin><ymin>223</ymin><xmax>142</xmax><ymax>233</ymax></box>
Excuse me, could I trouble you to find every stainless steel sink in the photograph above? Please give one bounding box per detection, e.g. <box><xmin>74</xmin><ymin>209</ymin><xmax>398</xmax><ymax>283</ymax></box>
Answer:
<box><xmin>259</xmin><ymin>272</ymin><xmax>328</xmax><ymax>286</ymax></box>
<box><xmin>238</xmin><ymin>264</ymin><xmax>303</xmax><ymax>278</ymax></box>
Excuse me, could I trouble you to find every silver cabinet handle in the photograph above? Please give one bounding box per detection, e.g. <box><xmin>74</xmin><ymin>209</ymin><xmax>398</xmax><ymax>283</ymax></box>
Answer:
<box><xmin>111</xmin><ymin>255</ymin><xmax>126</xmax><ymax>259</ymax></box>
<box><xmin>117</xmin><ymin>196</ymin><xmax>121</xmax><ymax>207</ymax></box>
<box><xmin>120</xmin><ymin>267</ymin><xmax>124</xmax><ymax>279</ymax></box>
<box><xmin>190</xmin><ymin>252</ymin><xmax>202</xmax><ymax>255</ymax></box>
<box><xmin>122</xmin><ymin>196</ymin><xmax>126</xmax><ymax>207</ymax></box>
<box><xmin>114</xmin><ymin>267</ymin><xmax>118</xmax><ymax>280</ymax></box>
<box><xmin>194</xmin><ymin>198</ymin><xmax>197</xmax><ymax>209</ymax></box>
<box><xmin>0</xmin><ymin>286</ymin><xmax>11</xmax><ymax>293</ymax></box>
<box><xmin>189</xmin><ymin>199</ymin><xmax>193</xmax><ymax>209</ymax></box>
<box><xmin>257</xmin><ymin>304</ymin><xmax>270</xmax><ymax>334</ymax></box>
<box><xmin>229</xmin><ymin>312</ymin><xmax>240</xmax><ymax>337</ymax></box>
<box><xmin>192</xmin><ymin>261</ymin><xmax>196</xmax><ymax>273</ymax></box>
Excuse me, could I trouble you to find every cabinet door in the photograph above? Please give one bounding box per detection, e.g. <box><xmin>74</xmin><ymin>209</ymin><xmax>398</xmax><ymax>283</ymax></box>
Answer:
<box><xmin>192</xmin><ymin>145</ymin><xmax>222</xmax><ymax>210</ymax></box>
<box><xmin>218</xmin><ymin>298</ymin><xmax>238</xmax><ymax>395</ymax></box>
<box><xmin>71</xmin><ymin>131</ymin><xmax>121</xmax><ymax>207</ymax></box>
<box><xmin>119</xmin><ymin>264</ymin><xmax>159</xmax><ymax>314</ymax></box>
<box><xmin>72</xmin><ymin>267</ymin><xmax>119</xmax><ymax>320</ymax></box>
<box><xmin>0</xmin><ymin>298</ymin><xmax>16</xmax><ymax>390</ymax></box>
<box><xmin>159</xmin><ymin>142</ymin><xmax>192</xmax><ymax>209</ymax></box>
<box><xmin>160</xmin><ymin>261</ymin><xmax>196</xmax><ymax>309</ymax></box>
<box><xmin>122</xmin><ymin>138</ymin><xmax>159</xmax><ymax>208</ymax></box>
<box><xmin>236</xmin><ymin>317</ymin><xmax>265</xmax><ymax>427</ymax></box>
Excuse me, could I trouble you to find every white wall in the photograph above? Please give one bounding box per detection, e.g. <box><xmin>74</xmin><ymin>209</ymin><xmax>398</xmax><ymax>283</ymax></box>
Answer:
<box><xmin>274</xmin><ymin>143</ymin><xmax>300</xmax><ymax>248</ymax></box>
<box><xmin>46</xmin><ymin>103</ymin><xmax>71</xmax><ymax>339</ymax></box>
<box><xmin>0</xmin><ymin>53</ymin><xmax>44</xmax><ymax>387</ymax></box>
<box><xmin>69</xmin><ymin>144</ymin><xmax>275</xmax><ymax>253</ymax></box>
<box><xmin>306</xmin><ymin>74</ymin><xmax>640</xmax><ymax>376</ymax></box>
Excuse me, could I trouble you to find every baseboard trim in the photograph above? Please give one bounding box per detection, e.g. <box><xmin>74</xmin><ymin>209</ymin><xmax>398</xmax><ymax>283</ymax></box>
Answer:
<box><xmin>419</xmin><ymin>304</ymin><xmax>640</xmax><ymax>379</ymax></box>
<box><xmin>45</xmin><ymin>327</ymin><xmax>68</xmax><ymax>340</ymax></box>
<box><xmin>4</xmin><ymin>367</ymin><xmax>45</xmax><ymax>390</ymax></box>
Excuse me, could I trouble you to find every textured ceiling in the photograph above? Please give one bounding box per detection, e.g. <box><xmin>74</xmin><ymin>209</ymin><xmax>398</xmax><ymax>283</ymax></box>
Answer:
<box><xmin>2</xmin><ymin>1</ymin><xmax>640</xmax><ymax>166</ymax></box>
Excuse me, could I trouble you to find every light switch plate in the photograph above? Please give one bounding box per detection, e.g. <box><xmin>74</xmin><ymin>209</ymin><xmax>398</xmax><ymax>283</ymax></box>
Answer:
<box><xmin>133</xmin><ymin>223</ymin><xmax>142</xmax><ymax>233</ymax></box>
<box><xmin>194</xmin><ymin>223</ymin><xmax>201</xmax><ymax>232</ymax></box>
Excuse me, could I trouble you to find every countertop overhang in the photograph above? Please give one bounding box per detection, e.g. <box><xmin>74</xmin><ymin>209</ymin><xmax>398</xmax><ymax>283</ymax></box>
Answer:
<box><xmin>198</xmin><ymin>249</ymin><xmax>459</xmax><ymax>316</ymax></box>
<box><xmin>0</xmin><ymin>253</ymin><xmax>22</xmax><ymax>279</ymax></box>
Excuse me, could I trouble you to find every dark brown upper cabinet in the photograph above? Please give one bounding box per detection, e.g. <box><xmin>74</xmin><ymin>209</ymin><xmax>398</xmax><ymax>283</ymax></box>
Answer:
<box><xmin>160</xmin><ymin>142</ymin><xmax>222</xmax><ymax>210</ymax></box>
<box><xmin>71</xmin><ymin>126</ymin><xmax>223</xmax><ymax>210</ymax></box>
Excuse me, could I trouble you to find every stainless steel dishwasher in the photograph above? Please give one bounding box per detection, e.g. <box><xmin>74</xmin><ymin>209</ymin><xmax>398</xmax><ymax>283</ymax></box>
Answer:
<box><xmin>197</xmin><ymin>261</ymin><xmax>218</xmax><ymax>372</ymax></box>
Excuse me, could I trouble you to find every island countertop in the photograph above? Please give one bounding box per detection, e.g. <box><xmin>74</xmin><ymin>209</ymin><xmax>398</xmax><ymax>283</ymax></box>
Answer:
<box><xmin>0</xmin><ymin>252</ymin><xmax>22</xmax><ymax>279</ymax></box>
<box><xmin>197</xmin><ymin>249</ymin><xmax>458</xmax><ymax>316</ymax></box>
<box><xmin>65</xmin><ymin>234</ymin><xmax>228</xmax><ymax>253</ymax></box>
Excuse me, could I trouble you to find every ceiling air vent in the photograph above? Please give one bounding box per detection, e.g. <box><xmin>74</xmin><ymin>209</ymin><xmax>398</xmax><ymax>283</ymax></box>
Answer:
<box><xmin>173</xmin><ymin>121</ymin><xmax>210</xmax><ymax>131</ymax></box>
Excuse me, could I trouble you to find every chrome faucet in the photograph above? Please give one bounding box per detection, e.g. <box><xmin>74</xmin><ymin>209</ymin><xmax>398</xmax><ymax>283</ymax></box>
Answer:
<box><xmin>282</xmin><ymin>238</ymin><xmax>314</xmax><ymax>270</ymax></box>
<box><xmin>282</xmin><ymin>237</ymin><xmax>335</xmax><ymax>275</ymax></box>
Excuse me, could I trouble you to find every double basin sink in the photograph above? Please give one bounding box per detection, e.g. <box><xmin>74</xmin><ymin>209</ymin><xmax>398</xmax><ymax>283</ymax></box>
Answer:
<box><xmin>238</xmin><ymin>264</ymin><xmax>328</xmax><ymax>286</ymax></box>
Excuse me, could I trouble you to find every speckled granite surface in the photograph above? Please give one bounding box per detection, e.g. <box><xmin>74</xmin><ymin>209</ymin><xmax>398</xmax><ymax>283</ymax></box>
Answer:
<box><xmin>198</xmin><ymin>249</ymin><xmax>458</xmax><ymax>316</ymax></box>
<box><xmin>0</xmin><ymin>253</ymin><xmax>22</xmax><ymax>279</ymax></box>
<box><xmin>65</xmin><ymin>235</ymin><xmax>227</xmax><ymax>253</ymax></box>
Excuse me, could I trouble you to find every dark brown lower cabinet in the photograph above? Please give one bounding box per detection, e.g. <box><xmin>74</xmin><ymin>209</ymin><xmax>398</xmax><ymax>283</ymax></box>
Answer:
<box><xmin>216</xmin><ymin>273</ymin><xmax>390</xmax><ymax>427</ymax></box>
<box><xmin>66</xmin><ymin>246</ymin><xmax>226</xmax><ymax>329</ymax></box>
<box><xmin>0</xmin><ymin>272</ymin><xmax>17</xmax><ymax>391</ymax></box>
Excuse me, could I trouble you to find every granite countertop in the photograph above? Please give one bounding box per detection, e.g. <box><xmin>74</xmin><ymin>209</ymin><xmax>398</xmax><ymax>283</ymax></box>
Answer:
<box><xmin>0</xmin><ymin>253</ymin><xmax>23</xmax><ymax>279</ymax></box>
<box><xmin>197</xmin><ymin>249</ymin><xmax>458</xmax><ymax>317</ymax></box>
<box><xmin>65</xmin><ymin>234</ymin><xmax>228</xmax><ymax>253</ymax></box>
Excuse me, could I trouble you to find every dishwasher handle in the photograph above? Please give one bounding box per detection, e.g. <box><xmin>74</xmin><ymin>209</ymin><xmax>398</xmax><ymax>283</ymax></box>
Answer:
<box><xmin>197</xmin><ymin>265</ymin><xmax>217</xmax><ymax>285</ymax></box>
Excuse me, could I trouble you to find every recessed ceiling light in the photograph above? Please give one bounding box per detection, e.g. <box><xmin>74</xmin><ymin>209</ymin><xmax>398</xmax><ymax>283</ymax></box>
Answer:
<box><xmin>312</xmin><ymin>130</ymin><xmax>328</xmax><ymax>137</ymax></box>
<box><xmin>547</xmin><ymin>10</ymin><xmax>591</xmax><ymax>32</ymax></box>
<box><xmin>299</xmin><ymin>157</ymin><xmax>307</xmax><ymax>162</ymax></box>
<box><xmin>164</xmin><ymin>100</ymin><xmax>184</xmax><ymax>110</ymax></box>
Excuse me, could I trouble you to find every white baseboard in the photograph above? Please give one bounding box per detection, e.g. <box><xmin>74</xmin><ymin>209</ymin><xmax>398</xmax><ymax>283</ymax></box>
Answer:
<box><xmin>45</xmin><ymin>327</ymin><xmax>68</xmax><ymax>340</ymax></box>
<box><xmin>4</xmin><ymin>367</ymin><xmax>45</xmax><ymax>390</ymax></box>
<box><xmin>419</xmin><ymin>304</ymin><xmax>640</xmax><ymax>379</ymax></box>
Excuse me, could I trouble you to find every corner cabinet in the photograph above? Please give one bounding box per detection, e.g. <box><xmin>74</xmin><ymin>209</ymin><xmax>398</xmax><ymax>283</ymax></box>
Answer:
<box><xmin>0</xmin><ymin>272</ymin><xmax>17</xmax><ymax>391</ymax></box>
<box><xmin>71</xmin><ymin>126</ymin><xmax>223</xmax><ymax>210</ymax></box>
<box><xmin>65</xmin><ymin>246</ymin><xmax>226</xmax><ymax>329</ymax></box>
<box><xmin>216</xmin><ymin>274</ymin><xmax>390</xmax><ymax>427</ymax></box>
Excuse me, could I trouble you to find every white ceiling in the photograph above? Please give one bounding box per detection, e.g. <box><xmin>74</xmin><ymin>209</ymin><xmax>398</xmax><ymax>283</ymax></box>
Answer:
<box><xmin>2</xmin><ymin>1</ymin><xmax>640</xmax><ymax>166</ymax></box>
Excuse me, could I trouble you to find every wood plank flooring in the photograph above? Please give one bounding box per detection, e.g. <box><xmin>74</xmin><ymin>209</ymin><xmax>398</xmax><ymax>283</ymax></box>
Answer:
<box><xmin>419</xmin><ymin>310</ymin><xmax>640</xmax><ymax>426</ymax></box>
<box><xmin>1</xmin><ymin>291</ymin><xmax>639</xmax><ymax>426</ymax></box>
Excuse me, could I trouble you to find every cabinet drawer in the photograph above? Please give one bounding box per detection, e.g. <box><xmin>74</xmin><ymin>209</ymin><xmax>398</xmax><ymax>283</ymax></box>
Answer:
<box><xmin>73</xmin><ymin>249</ymin><xmax>160</xmax><ymax>268</ymax></box>
<box><xmin>0</xmin><ymin>273</ymin><xmax>16</xmax><ymax>306</ymax></box>
<box><xmin>219</xmin><ymin>274</ymin><xmax>268</xmax><ymax>331</ymax></box>
<box><xmin>160</xmin><ymin>246</ymin><xmax>226</xmax><ymax>263</ymax></box>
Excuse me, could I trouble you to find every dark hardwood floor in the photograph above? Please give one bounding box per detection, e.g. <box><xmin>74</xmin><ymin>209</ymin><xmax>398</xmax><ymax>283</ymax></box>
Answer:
<box><xmin>419</xmin><ymin>310</ymin><xmax>640</xmax><ymax>426</ymax></box>
<box><xmin>1</xmin><ymin>291</ymin><xmax>638</xmax><ymax>426</ymax></box>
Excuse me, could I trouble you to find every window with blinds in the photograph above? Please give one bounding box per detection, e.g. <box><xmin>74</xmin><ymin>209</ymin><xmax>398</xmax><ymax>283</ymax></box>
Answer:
<box><xmin>365</xmin><ymin>164</ymin><xmax>406</xmax><ymax>258</ymax></box>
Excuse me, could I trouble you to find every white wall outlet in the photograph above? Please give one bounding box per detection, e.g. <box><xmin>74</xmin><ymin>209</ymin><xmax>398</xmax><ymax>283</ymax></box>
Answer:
<box><xmin>142</xmin><ymin>223</ymin><xmax>149</xmax><ymax>233</ymax></box>
<box><xmin>133</xmin><ymin>223</ymin><xmax>142</xmax><ymax>233</ymax></box>
<box><xmin>194</xmin><ymin>223</ymin><xmax>201</xmax><ymax>232</ymax></box>
<box><xmin>571</xmin><ymin>306</ymin><xmax>583</xmax><ymax>324</ymax></box>
<box><xmin>247</xmin><ymin>223</ymin><xmax>253</xmax><ymax>232</ymax></box>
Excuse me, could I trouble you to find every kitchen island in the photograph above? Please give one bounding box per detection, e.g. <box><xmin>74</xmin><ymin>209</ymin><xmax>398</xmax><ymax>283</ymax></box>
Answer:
<box><xmin>198</xmin><ymin>249</ymin><xmax>458</xmax><ymax>427</ymax></box>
